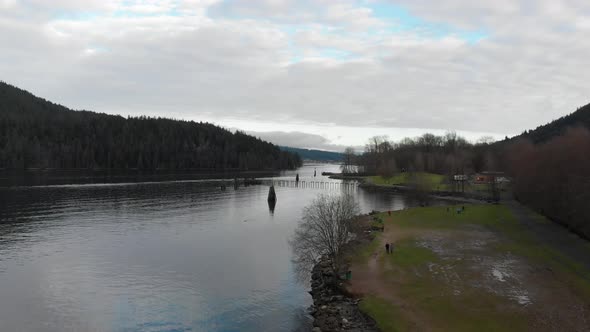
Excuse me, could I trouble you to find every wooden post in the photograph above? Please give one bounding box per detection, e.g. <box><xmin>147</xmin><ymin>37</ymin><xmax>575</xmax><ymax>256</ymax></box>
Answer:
<box><xmin>268</xmin><ymin>185</ymin><xmax>277</xmax><ymax>203</ymax></box>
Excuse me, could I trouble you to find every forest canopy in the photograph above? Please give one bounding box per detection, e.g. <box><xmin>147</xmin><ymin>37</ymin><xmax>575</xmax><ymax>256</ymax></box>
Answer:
<box><xmin>0</xmin><ymin>82</ymin><xmax>301</xmax><ymax>171</ymax></box>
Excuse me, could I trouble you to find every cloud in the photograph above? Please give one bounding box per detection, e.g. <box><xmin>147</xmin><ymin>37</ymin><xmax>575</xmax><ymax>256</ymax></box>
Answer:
<box><xmin>244</xmin><ymin>130</ymin><xmax>356</xmax><ymax>152</ymax></box>
<box><xmin>1</xmin><ymin>0</ymin><xmax>590</xmax><ymax>147</ymax></box>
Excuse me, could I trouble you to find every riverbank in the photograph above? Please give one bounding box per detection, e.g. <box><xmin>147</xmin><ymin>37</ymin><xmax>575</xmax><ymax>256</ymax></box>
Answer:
<box><xmin>326</xmin><ymin>172</ymin><xmax>501</xmax><ymax>202</ymax></box>
<box><xmin>308</xmin><ymin>213</ymin><xmax>381</xmax><ymax>332</ymax></box>
<box><xmin>346</xmin><ymin>204</ymin><xmax>590</xmax><ymax>331</ymax></box>
<box><xmin>358</xmin><ymin>182</ymin><xmax>494</xmax><ymax>202</ymax></box>
<box><xmin>309</xmin><ymin>257</ymin><xmax>378</xmax><ymax>332</ymax></box>
<box><xmin>0</xmin><ymin>168</ymin><xmax>279</xmax><ymax>187</ymax></box>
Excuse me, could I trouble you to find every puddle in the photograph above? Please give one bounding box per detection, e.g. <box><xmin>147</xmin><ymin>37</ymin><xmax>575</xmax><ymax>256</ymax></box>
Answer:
<box><xmin>415</xmin><ymin>231</ymin><xmax>534</xmax><ymax>306</ymax></box>
<box><xmin>511</xmin><ymin>294</ymin><xmax>532</xmax><ymax>306</ymax></box>
<box><xmin>492</xmin><ymin>268</ymin><xmax>507</xmax><ymax>282</ymax></box>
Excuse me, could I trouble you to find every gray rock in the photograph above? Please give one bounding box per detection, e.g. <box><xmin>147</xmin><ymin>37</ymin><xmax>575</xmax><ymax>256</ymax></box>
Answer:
<box><xmin>309</xmin><ymin>257</ymin><xmax>379</xmax><ymax>332</ymax></box>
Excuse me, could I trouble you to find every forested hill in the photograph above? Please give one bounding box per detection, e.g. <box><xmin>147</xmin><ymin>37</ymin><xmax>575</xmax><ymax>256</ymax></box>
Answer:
<box><xmin>516</xmin><ymin>102</ymin><xmax>590</xmax><ymax>143</ymax></box>
<box><xmin>279</xmin><ymin>146</ymin><xmax>344</xmax><ymax>162</ymax></box>
<box><xmin>0</xmin><ymin>82</ymin><xmax>302</xmax><ymax>170</ymax></box>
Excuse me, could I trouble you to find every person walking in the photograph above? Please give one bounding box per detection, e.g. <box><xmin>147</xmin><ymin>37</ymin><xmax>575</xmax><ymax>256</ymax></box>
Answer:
<box><xmin>385</xmin><ymin>243</ymin><xmax>390</xmax><ymax>254</ymax></box>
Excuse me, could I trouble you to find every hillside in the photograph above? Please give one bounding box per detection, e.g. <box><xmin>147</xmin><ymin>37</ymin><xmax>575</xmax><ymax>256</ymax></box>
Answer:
<box><xmin>0</xmin><ymin>82</ymin><xmax>301</xmax><ymax>170</ymax></box>
<box><xmin>279</xmin><ymin>146</ymin><xmax>343</xmax><ymax>162</ymax></box>
<box><xmin>515</xmin><ymin>102</ymin><xmax>590</xmax><ymax>143</ymax></box>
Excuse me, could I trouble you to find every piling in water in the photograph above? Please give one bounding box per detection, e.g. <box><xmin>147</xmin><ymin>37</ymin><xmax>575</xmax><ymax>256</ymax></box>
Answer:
<box><xmin>268</xmin><ymin>185</ymin><xmax>277</xmax><ymax>202</ymax></box>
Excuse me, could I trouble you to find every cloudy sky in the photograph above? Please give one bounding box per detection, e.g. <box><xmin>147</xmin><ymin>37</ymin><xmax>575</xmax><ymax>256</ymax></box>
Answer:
<box><xmin>1</xmin><ymin>0</ymin><xmax>589</xmax><ymax>151</ymax></box>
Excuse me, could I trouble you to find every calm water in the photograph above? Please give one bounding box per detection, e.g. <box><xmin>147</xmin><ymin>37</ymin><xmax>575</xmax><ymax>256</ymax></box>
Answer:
<box><xmin>0</xmin><ymin>164</ymin><xmax>412</xmax><ymax>332</ymax></box>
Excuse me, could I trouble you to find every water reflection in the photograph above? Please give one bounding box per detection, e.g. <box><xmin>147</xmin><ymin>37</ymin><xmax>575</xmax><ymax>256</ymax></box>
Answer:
<box><xmin>268</xmin><ymin>199</ymin><xmax>277</xmax><ymax>215</ymax></box>
<box><xmin>0</xmin><ymin>164</ymin><xmax>440</xmax><ymax>332</ymax></box>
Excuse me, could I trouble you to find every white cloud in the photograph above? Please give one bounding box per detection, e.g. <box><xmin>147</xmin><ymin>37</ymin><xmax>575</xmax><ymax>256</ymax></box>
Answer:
<box><xmin>0</xmin><ymin>0</ymin><xmax>17</xmax><ymax>9</ymax></box>
<box><xmin>1</xmin><ymin>0</ymin><xmax>590</xmax><ymax>149</ymax></box>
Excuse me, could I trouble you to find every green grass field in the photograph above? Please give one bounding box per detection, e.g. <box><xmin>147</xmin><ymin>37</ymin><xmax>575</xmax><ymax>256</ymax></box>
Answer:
<box><xmin>354</xmin><ymin>204</ymin><xmax>590</xmax><ymax>331</ymax></box>
<box><xmin>367</xmin><ymin>172</ymin><xmax>449</xmax><ymax>190</ymax></box>
<box><xmin>367</xmin><ymin>172</ymin><xmax>509</xmax><ymax>195</ymax></box>
<box><xmin>359</xmin><ymin>296</ymin><xmax>412</xmax><ymax>332</ymax></box>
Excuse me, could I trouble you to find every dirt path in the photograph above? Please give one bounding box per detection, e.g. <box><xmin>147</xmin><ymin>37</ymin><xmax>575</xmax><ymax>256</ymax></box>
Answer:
<box><xmin>347</xmin><ymin>206</ymin><xmax>590</xmax><ymax>332</ymax></box>
<box><xmin>347</xmin><ymin>225</ymin><xmax>434</xmax><ymax>331</ymax></box>
<box><xmin>506</xmin><ymin>200</ymin><xmax>590</xmax><ymax>271</ymax></box>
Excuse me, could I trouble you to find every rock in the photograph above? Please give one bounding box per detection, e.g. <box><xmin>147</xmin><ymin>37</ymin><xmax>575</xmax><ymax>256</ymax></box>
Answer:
<box><xmin>309</xmin><ymin>258</ymin><xmax>378</xmax><ymax>332</ymax></box>
<box><xmin>312</xmin><ymin>328</ymin><xmax>322</xmax><ymax>332</ymax></box>
<box><xmin>308</xmin><ymin>305</ymin><xmax>317</xmax><ymax>315</ymax></box>
<box><xmin>330</xmin><ymin>295</ymin><xmax>344</xmax><ymax>302</ymax></box>
<box><xmin>317</xmin><ymin>316</ymin><xmax>340</xmax><ymax>331</ymax></box>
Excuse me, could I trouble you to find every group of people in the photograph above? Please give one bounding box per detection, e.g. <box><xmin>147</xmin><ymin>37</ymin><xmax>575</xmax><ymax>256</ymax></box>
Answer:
<box><xmin>385</xmin><ymin>242</ymin><xmax>394</xmax><ymax>254</ymax></box>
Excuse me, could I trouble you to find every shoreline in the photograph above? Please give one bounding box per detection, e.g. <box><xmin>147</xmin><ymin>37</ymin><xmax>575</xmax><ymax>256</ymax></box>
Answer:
<box><xmin>0</xmin><ymin>169</ymin><xmax>281</xmax><ymax>188</ymax></box>
<box><xmin>326</xmin><ymin>173</ymin><xmax>497</xmax><ymax>203</ymax></box>
<box><xmin>358</xmin><ymin>182</ymin><xmax>495</xmax><ymax>202</ymax></box>
<box><xmin>308</xmin><ymin>215</ymin><xmax>379</xmax><ymax>332</ymax></box>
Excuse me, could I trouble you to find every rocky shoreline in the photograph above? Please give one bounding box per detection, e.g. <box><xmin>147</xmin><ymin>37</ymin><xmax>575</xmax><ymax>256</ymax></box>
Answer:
<box><xmin>308</xmin><ymin>259</ymin><xmax>378</xmax><ymax>332</ymax></box>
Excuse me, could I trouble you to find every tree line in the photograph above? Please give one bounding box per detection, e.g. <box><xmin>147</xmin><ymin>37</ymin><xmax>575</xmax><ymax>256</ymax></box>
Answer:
<box><xmin>507</xmin><ymin>127</ymin><xmax>590</xmax><ymax>238</ymax></box>
<box><xmin>347</xmin><ymin>102</ymin><xmax>590</xmax><ymax>239</ymax></box>
<box><xmin>0</xmin><ymin>82</ymin><xmax>302</xmax><ymax>171</ymax></box>
<box><xmin>354</xmin><ymin>132</ymin><xmax>501</xmax><ymax>177</ymax></box>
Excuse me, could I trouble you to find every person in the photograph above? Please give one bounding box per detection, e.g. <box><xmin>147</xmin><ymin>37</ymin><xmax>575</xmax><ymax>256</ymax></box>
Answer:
<box><xmin>385</xmin><ymin>243</ymin><xmax>390</xmax><ymax>254</ymax></box>
<box><xmin>388</xmin><ymin>210</ymin><xmax>391</xmax><ymax>216</ymax></box>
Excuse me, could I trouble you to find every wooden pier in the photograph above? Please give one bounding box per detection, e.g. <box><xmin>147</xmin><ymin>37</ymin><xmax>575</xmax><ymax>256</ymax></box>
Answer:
<box><xmin>258</xmin><ymin>179</ymin><xmax>358</xmax><ymax>191</ymax></box>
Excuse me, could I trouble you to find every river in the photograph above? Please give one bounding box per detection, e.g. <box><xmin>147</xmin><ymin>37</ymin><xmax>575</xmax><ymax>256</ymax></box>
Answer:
<box><xmin>0</xmin><ymin>164</ymin><xmax>416</xmax><ymax>332</ymax></box>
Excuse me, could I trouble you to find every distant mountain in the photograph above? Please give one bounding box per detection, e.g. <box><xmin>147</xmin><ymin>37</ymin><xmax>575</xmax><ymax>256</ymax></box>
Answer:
<box><xmin>280</xmin><ymin>146</ymin><xmax>343</xmax><ymax>162</ymax></box>
<box><xmin>0</xmin><ymin>81</ymin><xmax>302</xmax><ymax>170</ymax></box>
<box><xmin>515</xmin><ymin>102</ymin><xmax>590</xmax><ymax>143</ymax></box>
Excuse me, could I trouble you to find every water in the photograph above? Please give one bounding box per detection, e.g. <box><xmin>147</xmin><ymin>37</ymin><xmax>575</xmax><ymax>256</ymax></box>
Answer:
<box><xmin>0</xmin><ymin>164</ymin><xmax>413</xmax><ymax>332</ymax></box>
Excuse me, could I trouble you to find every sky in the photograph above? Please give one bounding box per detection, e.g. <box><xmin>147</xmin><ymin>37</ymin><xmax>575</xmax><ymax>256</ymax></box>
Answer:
<box><xmin>1</xmin><ymin>0</ymin><xmax>590</xmax><ymax>151</ymax></box>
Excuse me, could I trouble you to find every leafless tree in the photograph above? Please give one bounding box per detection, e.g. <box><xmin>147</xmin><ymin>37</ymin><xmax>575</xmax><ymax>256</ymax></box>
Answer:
<box><xmin>407</xmin><ymin>172</ymin><xmax>431</xmax><ymax>205</ymax></box>
<box><xmin>290</xmin><ymin>194</ymin><xmax>360</xmax><ymax>277</ymax></box>
<box><xmin>378</xmin><ymin>157</ymin><xmax>398</xmax><ymax>177</ymax></box>
<box><xmin>507</xmin><ymin>127</ymin><xmax>590</xmax><ymax>238</ymax></box>
<box><xmin>341</xmin><ymin>147</ymin><xmax>356</xmax><ymax>174</ymax></box>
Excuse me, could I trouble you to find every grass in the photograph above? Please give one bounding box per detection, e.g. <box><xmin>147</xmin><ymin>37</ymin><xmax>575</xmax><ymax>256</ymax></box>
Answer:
<box><xmin>385</xmin><ymin>238</ymin><xmax>439</xmax><ymax>268</ymax></box>
<box><xmin>370</xmin><ymin>215</ymin><xmax>385</xmax><ymax>229</ymax></box>
<box><xmin>368</xmin><ymin>172</ymin><xmax>449</xmax><ymax>191</ymax></box>
<box><xmin>353</xmin><ymin>204</ymin><xmax>590</xmax><ymax>331</ymax></box>
<box><xmin>359</xmin><ymin>296</ymin><xmax>412</xmax><ymax>332</ymax></box>
<box><xmin>351</xmin><ymin>234</ymin><xmax>380</xmax><ymax>263</ymax></box>
<box><xmin>494</xmin><ymin>239</ymin><xmax>590</xmax><ymax>297</ymax></box>
<box><xmin>367</xmin><ymin>172</ymin><xmax>511</xmax><ymax>195</ymax></box>
<box><xmin>396</xmin><ymin>278</ymin><xmax>528</xmax><ymax>332</ymax></box>
<box><xmin>405</xmin><ymin>283</ymin><xmax>528</xmax><ymax>332</ymax></box>
<box><xmin>390</xmin><ymin>204</ymin><xmax>515</xmax><ymax>230</ymax></box>
<box><xmin>360</xmin><ymin>265</ymin><xmax>528</xmax><ymax>332</ymax></box>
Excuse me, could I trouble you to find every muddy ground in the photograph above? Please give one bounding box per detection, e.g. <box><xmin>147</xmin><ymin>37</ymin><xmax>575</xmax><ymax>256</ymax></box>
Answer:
<box><xmin>347</xmin><ymin>204</ymin><xmax>590</xmax><ymax>332</ymax></box>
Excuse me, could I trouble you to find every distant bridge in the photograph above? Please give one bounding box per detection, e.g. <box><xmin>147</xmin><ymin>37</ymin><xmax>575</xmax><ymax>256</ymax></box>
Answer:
<box><xmin>258</xmin><ymin>179</ymin><xmax>358</xmax><ymax>191</ymax></box>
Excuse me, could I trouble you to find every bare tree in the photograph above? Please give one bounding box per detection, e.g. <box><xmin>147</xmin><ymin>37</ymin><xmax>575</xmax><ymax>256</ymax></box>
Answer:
<box><xmin>290</xmin><ymin>194</ymin><xmax>360</xmax><ymax>277</ymax></box>
<box><xmin>341</xmin><ymin>147</ymin><xmax>356</xmax><ymax>174</ymax></box>
<box><xmin>378</xmin><ymin>157</ymin><xmax>398</xmax><ymax>177</ymax></box>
